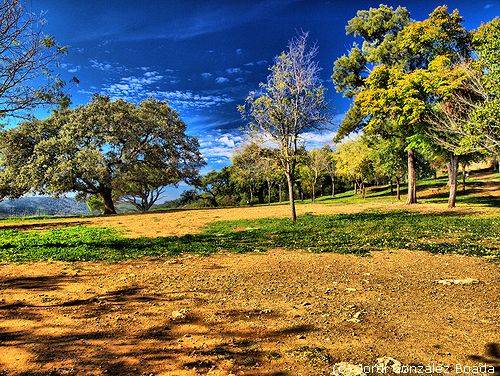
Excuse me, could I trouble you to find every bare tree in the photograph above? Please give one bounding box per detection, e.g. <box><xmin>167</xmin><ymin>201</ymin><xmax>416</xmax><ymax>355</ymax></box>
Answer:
<box><xmin>307</xmin><ymin>147</ymin><xmax>330</xmax><ymax>202</ymax></box>
<box><xmin>324</xmin><ymin>147</ymin><xmax>336</xmax><ymax>197</ymax></box>
<box><xmin>0</xmin><ymin>0</ymin><xmax>67</xmax><ymax>119</ymax></box>
<box><xmin>119</xmin><ymin>185</ymin><xmax>166</xmax><ymax>212</ymax></box>
<box><xmin>240</xmin><ymin>32</ymin><xmax>329</xmax><ymax>222</ymax></box>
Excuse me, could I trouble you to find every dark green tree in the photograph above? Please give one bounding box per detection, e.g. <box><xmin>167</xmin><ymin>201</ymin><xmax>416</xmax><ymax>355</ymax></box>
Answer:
<box><xmin>0</xmin><ymin>95</ymin><xmax>204</xmax><ymax>214</ymax></box>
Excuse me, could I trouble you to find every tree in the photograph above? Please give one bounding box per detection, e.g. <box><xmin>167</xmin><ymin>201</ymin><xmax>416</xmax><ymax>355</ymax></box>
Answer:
<box><xmin>323</xmin><ymin>146</ymin><xmax>336</xmax><ymax>197</ymax></box>
<box><xmin>231</xmin><ymin>143</ymin><xmax>263</xmax><ymax>204</ymax></box>
<box><xmin>307</xmin><ymin>147</ymin><xmax>330</xmax><ymax>201</ymax></box>
<box><xmin>369</xmin><ymin>134</ymin><xmax>407</xmax><ymax>200</ymax></box>
<box><xmin>258</xmin><ymin>147</ymin><xmax>283</xmax><ymax>204</ymax></box>
<box><xmin>417</xmin><ymin>19</ymin><xmax>499</xmax><ymax>207</ymax></box>
<box><xmin>0</xmin><ymin>95</ymin><xmax>204</xmax><ymax>214</ymax></box>
<box><xmin>199</xmin><ymin>167</ymin><xmax>236</xmax><ymax>207</ymax></box>
<box><xmin>333</xmin><ymin>137</ymin><xmax>374</xmax><ymax>198</ymax></box>
<box><xmin>332</xmin><ymin>5</ymin><xmax>472</xmax><ymax>204</ymax></box>
<box><xmin>240</xmin><ymin>32</ymin><xmax>329</xmax><ymax>222</ymax></box>
<box><xmin>0</xmin><ymin>0</ymin><xmax>68</xmax><ymax>119</ymax></box>
<box><xmin>424</xmin><ymin>19</ymin><xmax>499</xmax><ymax>161</ymax></box>
<box><xmin>86</xmin><ymin>194</ymin><xmax>104</xmax><ymax>215</ymax></box>
<box><xmin>298</xmin><ymin>162</ymin><xmax>315</xmax><ymax>201</ymax></box>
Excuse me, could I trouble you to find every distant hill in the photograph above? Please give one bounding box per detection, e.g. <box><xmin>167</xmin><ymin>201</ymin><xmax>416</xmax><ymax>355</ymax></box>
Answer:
<box><xmin>0</xmin><ymin>197</ymin><xmax>89</xmax><ymax>218</ymax></box>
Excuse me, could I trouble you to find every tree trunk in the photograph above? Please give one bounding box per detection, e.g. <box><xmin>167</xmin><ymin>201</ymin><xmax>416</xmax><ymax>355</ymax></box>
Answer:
<box><xmin>331</xmin><ymin>175</ymin><xmax>335</xmax><ymax>197</ymax></box>
<box><xmin>278</xmin><ymin>184</ymin><xmax>282</xmax><ymax>202</ymax></box>
<box><xmin>354</xmin><ymin>181</ymin><xmax>357</xmax><ymax>195</ymax></box>
<box><xmin>396</xmin><ymin>177</ymin><xmax>401</xmax><ymax>201</ymax></box>
<box><xmin>249</xmin><ymin>186</ymin><xmax>253</xmax><ymax>203</ymax></box>
<box><xmin>448</xmin><ymin>155</ymin><xmax>459</xmax><ymax>208</ymax></box>
<box><xmin>267</xmin><ymin>180</ymin><xmax>272</xmax><ymax>205</ymax></box>
<box><xmin>312</xmin><ymin>179</ymin><xmax>316</xmax><ymax>202</ymax></box>
<box><xmin>361</xmin><ymin>182</ymin><xmax>366</xmax><ymax>198</ymax></box>
<box><xmin>406</xmin><ymin>149</ymin><xmax>417</xmax><ymax>204</ymax></box>
<box><xmin>100</xmin><ymin>188</ymin><xmax>116</xmax><ymax>215</ymax></box>
<box><xmin>462</xmin><ymin>164</ymin><xmax>466</xmax><ymax>194</ymax></box>
<box><xmin>285</xmin><ymin>167</ymin><xmax>297</xmax><ymax>223</ymax></box>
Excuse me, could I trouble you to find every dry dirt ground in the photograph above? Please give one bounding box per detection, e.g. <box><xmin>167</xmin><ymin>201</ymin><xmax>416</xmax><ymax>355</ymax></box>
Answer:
<box><xmin>0</xmin><ymin>250</ymin><xmax>499</xmax><ymax>375</ymax></box>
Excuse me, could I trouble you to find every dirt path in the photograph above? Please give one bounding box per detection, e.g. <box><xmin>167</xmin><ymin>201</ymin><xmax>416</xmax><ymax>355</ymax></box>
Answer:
<box><xmin>0</xmin><ymin>249</ymin><xmax>498</xmax><ymax>375</ymax></box>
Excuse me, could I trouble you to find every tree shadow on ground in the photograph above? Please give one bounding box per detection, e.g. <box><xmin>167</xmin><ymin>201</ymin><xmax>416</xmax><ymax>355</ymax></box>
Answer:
<box><xmin>0</xmin><ymin>280</ymin><xmax>308</xmax><ymax>375</ymax></box>
<box><xmin>0</xmin><ymin>221</ymin><xmax>89</xmax><ymax>232</ymax></box>
<box><xmin>0</xmin><ymin>275</ymin><xmax>78</xmax><ymax>291</ymax></box>
<box><xmin>469</xmin><ymin>343</ymin><xmax>500</xmax><ymax>376</ymax></box>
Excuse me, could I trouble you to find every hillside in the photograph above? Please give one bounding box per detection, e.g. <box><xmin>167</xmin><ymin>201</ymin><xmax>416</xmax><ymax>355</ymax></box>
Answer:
<box><xmin>0</xmin><ymin>196</ymin><xmax>88</xmax><ymax>218</ymax></box>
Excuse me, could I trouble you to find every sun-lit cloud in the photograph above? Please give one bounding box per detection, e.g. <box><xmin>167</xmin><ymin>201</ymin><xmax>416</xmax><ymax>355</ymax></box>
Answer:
<box><xmin>198</xmin><ymin>130</ymin><xmax>244</xmax><ymax>161</ymax></box>
<box><xmin>89</xmin><ymin>59</ymin><xmax>113</xmax><ymax>71</ymax></box>
<box><xmin>226</xmin><ymin>67</ymin><xmax>242</xmax><ymax>74</ymax></box>
<box><xmin>80</xmin><ymin>70</ymin><xmax>234</xmax><ymax>110</ymax></box>
<box><xmin>215</xmin><ymin>76</ymin><xmax>229</xmax><ymax>84</ymax></box>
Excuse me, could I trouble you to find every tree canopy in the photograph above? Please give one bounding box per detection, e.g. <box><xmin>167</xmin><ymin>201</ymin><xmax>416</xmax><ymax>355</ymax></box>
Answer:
<box><xmin>240</xmin><ymin>32</ymin><xmax>329</xmax><ymax>222</ymax></box>
<box><xmin>0</xmin><ymin>0</ymin><xmax>68</xmax><ymax>119</ymax></box>
<box><xmin>0</xmin><ymin>95</ymin><xmax>204</xmax><ymax>213</ymax></box>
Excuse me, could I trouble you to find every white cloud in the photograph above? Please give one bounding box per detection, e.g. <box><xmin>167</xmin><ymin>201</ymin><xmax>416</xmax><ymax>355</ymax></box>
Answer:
<box><xmin>151</xmin><ymin>91</ymin><xmax>234</xmax><ymax>109</ymax></box>
<box><xmin>300</xmin><ymin>130</ymin><xmax>337</xmax><ymax>149</ymax></box>
<box><xmin>100</xmin><ymin>71</ymin><xmax>164</xmax><ymax>100</ymax></box>
<box><xmin>201</xmin><ymin>72</ymin><xmax>212</xmax><ymax>79</ymax></box>
<box><xmin>199</xmin><ymin>130</ymin><xmax>244</xmax><ymax>160</ymax></box>
<box><xmin>226</xmin><ymin>67</ymin><xmax>241</xmax><ymax>74</ymax></box>
<box><xmin>236</xmin><ymin>48</ymin><xmax>243</xmax><ymax>55</ymax></box>
<box><xmin>61</xmin><ymin>62</ymin><xmax>81</xmax><ymax>73</ymax></box>
<box><xmin>215</xmin><ymin>76</ymin><xmax>229</xmax><ymax>84</ymax></box>
<box><xmin>84</xmin><ymin>73</ymin><xmax>235</xmax><ymax>108</ymax></box>
<box><xmin>89</xmin><ymin>58</ymin><xmax>114</xmax><ymax>71</ymax></box>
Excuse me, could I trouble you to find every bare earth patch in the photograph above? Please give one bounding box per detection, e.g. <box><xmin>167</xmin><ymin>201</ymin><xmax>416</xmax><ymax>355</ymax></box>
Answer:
<box><xmin>0</xmin><ymin>249</ymin><xmax>498</xmax><ymax>375</ymax></box>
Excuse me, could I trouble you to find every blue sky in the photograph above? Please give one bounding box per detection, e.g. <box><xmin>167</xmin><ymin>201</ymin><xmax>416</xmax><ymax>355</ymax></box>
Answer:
<box><xmin>31</xmin><ymin>0</ymin><xmax>498</xmax><ymax>200</ymax></box>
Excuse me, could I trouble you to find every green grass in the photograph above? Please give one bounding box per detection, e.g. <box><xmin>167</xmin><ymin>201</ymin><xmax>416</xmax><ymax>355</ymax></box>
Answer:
<box><xmin>311</xmin><ymin>172</ymin><xmax>499</xmax><ymax>207</ymax></box>
<box><xmin>0</xmin><ymin>210</ymin><xmax>498</xmax><ymax>262</ymax></box>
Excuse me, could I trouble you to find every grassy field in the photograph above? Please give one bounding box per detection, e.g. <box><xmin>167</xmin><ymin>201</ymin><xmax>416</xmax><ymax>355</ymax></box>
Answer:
<box><xmin>1</xmin><ymin>210</ymin><xmax>499</xmax><ymax>262</ymax></box>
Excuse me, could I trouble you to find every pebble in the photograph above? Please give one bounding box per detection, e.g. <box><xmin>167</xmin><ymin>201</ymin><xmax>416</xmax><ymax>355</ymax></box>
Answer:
<box><xmin>171</xmin><ymin>309</ymin><xmax>189</xmax><ymax>321</ymax></box>
<box><xmin>376</xmin><ymin>356</ymin><xmax>403</xmax><ymax>374</ymax></box>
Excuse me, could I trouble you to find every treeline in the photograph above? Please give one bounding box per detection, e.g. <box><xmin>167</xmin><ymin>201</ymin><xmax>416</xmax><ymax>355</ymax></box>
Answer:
<box><xmin>171</xmin><ymin>134</ymin><xmax>466</xmax><ymax>209</ymax></box>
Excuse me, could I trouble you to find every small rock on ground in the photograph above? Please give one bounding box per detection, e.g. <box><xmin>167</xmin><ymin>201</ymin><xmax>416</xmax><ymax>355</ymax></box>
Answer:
<box><xmin>376</xmin><ymin>356</ymin><xmax>403</xmax><ymax>374</ymax></box>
